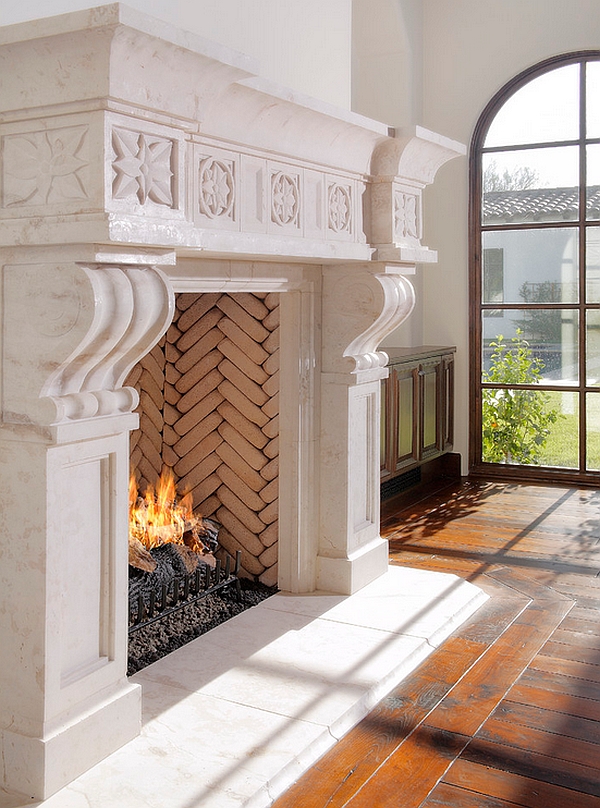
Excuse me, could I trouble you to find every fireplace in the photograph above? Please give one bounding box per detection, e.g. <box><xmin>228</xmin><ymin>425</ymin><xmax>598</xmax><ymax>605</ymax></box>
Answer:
<box><xmin>0</xmin><ymin>4</ymin><xmax>466</xmax><ymax>800</ymax></box>
<box><xmin>126</xmin><ymin>290</ymin><xmax>282</xmax><ymax>586</ymax></box>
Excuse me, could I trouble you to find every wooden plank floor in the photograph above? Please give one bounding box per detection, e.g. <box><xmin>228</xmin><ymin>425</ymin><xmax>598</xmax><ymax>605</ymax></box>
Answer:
<box><xmin>271</xmin><ymin>480</ymin><xmax>600</xmax><ymax>808</ymax></box>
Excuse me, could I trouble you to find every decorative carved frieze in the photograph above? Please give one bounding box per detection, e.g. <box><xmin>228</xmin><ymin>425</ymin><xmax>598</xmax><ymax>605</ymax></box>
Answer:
<box><xmin>2</xmin><ymin>126</ymin><xmax>89</xmax><ymax>207</ymax></box>
<box><xmin>271</xmin><ymin>171</ymin><xmax>300</xmax><ymax>227</ymax></box>
<box><xmin>328</xmin><ymin>183</ymin><xmax>352</xmax><ymax>234</ymax></box>
<box><xmin>198</xmin><ymin>157</ymin><xmax>235</xmax><ymax>219</ymax></box>
<box><xmin>112</xmin><ymin>128</ymin><xmax>174</xmax><ymax>207</ymax></box>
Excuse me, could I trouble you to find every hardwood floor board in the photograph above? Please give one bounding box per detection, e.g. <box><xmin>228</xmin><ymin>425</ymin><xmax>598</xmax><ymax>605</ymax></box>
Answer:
<box><xmin>543</xmin><ymin>574</ymin><xmax>600</xmax><ymax>593</ymax></box>
<box><xmin>571</xmin><ymin>603</ymin><xmax>600</xmax><ymax>621</ymax></box>
<box><xmin>342</xmin><ymin>727</ymin><xmax>471</xmax><ymax>808</ymax></box>
<box><xmin>421</xmin><ymin>781</ymin><xmax>527</xmax><ymax>808</ymax></box>
<box><xmin>492</xmin><ymin>700</ymin><xmax>600</xmax><ymax>744</ymax></box>
<box><xmin>521</xmin><ymin>570</ymin><xmax>600</xmax><ymax>591</ymax></box>
<box><xmin>550</xmin><ymin>628</ymin><xmax>600</xmax><ymax>652</ymax></box>
<box><xmin>514</xmin><ymin>666</ymin><xmax>600</xmax><ymax>705</ymax></box>
<box><xmin>529</xmin><ymin>654</ymin><xmax>600</xmax><ymax>685</ymax></box>
<box><xmin>387</xmin><ymin>526</ymin><xmax>589</xmax><ymax>551</ymax></box>
<box><xmin>390</xmin><ymin>546</ymin><xmax>599</xmax><ymax>577</ymax></box>
<box><xmin>486</xmin><ymin>566</ymin><xmax>575</xmax><ymax>601</ymax></box>
<box><xmin>461</xmin><ymin>734</ymin><xmax>600</xmax><ymax>797</ymax></box>
<box><xmin>388</xmin><ymin>555</ymin><xmax>489</xmax><ymax>576</ymax></box>
<box><xmin>559</xmin><ymin>613</ymin><xmax>600</xmax><ymax>637</ymax></box>
<box><xmin>475</xmin><ymin>714</ymin><xmax>600</xmax><ymax>768</ymax></box>
<box><xmin>443</xmin><ymin>758</ymin><xmax>600</xmax><ymax>808</ymax></box>
<box><xmin>538</xmin><ymin>639</ymin><xmax>600</xmax><ymax>665</ymax></box>
<box><xmin>427</xmin><ymin>597</ymin><xmax>572</xmax><ymax>734</ymax></box>
<box><xmin>562</xmin><ymin>595</ymin><xmax>600</xmax><ymax>610</ymax></box>
<box><xmin>452</xmin><ymin>596</ymin><xmax>530</xmax><ymax>645</ymax></box>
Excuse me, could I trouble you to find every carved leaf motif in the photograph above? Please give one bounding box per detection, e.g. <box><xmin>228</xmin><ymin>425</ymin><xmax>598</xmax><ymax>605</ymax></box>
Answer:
<box><xmin>112</xmin><ymin>129</ymin><xmax>174</xmax><ymax>207</ymax></box>
<box><xmin>271</xmin><ymin>172</ymin><xmax>299</xmax><ymax>226</ymax></box>
<box><xmin>199</xmin><ymin>157</ymin><xmax>235</xmax><ymax>218</ymax></box>
<box><xmin>394</xmin><ymin>191</ymin><xmax>419</xmax><ymax>240</ymax></box>
<box><xmin>3</xmin><ymin>126</ymin><xmax>88</xmax><ymax>207</ymax></box>
<box><xmin>328</xmin><ymin>184</ymin><xmax>352</xmax><ymax>232</ymax></box>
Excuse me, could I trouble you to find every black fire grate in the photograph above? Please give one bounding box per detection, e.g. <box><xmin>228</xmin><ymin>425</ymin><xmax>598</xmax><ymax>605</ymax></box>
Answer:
<box><xmin>128</xmin><ymin>550</ymin><xmax>242</xmax><ymax>634</ymax></box>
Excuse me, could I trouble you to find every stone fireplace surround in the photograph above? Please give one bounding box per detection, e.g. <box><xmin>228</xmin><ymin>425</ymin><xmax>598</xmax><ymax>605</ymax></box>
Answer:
<box><xmin>0</xmin><ymin>5</ymin><xmax>484</xmax><ymax>804</ymax></box>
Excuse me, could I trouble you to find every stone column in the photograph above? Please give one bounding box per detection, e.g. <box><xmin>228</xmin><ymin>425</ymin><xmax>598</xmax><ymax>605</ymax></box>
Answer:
<box><xmin>0</xmin><ymin>249</ymin><xmax>174</xmax><ymax>799</ymax></box>
<box><xmin>317</xmin><ymin>263</ymin><xmax>416</xmax><ymax>593</ymax></box>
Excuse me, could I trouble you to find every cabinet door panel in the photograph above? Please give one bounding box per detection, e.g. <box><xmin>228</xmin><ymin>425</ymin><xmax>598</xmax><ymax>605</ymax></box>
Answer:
<box><xmin>394</xmin><ymin>366</ymin><xmax>418</xmax><ymax>469</ymax></box>
<box><xmin>420</xmin><ymin>359</ymin><xmax>442</xmax><ymax>458</ymax></box>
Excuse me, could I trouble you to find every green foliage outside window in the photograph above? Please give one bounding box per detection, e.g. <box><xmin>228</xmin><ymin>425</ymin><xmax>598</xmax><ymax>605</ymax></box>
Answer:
<box><xmin>482</xmin><ymin>330</ymin><xmax>562</xmax><ymax>464</ymax></box>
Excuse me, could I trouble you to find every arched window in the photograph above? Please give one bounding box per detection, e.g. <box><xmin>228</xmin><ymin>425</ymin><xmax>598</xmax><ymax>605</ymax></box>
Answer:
<box><xmin>470</xmin><ymin>53</ymin><xmax>600</xmax><ymax>483</ymax></box>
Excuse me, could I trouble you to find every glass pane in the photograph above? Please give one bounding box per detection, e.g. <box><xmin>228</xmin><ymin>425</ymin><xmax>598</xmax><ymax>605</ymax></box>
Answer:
<box><xmin>397</xmin><ymin>376</ymin><xmax>413</xmax><ymax>458</ymax></box>
<box><xmin>423</xmin><ymin>371</ymin><xmax>437</xmax><ymax>448</ymax></box>
<box><xmin>482</xmin><ymin>388</ymin><xmax>577</xmax><ymax>467</ymax></box>
<box><xmin>586</xmin><ymin>227</ymin><xmax>600</xmax><ymax>302</ymax></box>
<box><xmin>586</xmin><ymin>311</ymin><xmax>600</xmax><ymax>387</ymax></box>
<box><xmin>587</xmin><ymin>392</ymin><xmax>600</xmax><ymax>469</ymax></box>
<box><xmin>483</xmin><ymin>147</ymin><xmax>579</xmax><ymax>225</ymax></box>
<box><xmin>586</xmin><ymin>144</ymin><xmax>600</xmax><ymax>220</ymax></box>
<box><xmin>538</xmin><ymin>391</ymin><xmax>579</xmax><ymax>468</ymax></box>
<box><xmin>483</xmin><ymin>312</ymin><xmax>579</xmax><ymax>384</ymax></box>
<box><xmin>485</xmin><ymin>64</ymin><xmax>579</xmax><ymax>148</ymax></box>
<box><xmin>482</xmin><ymin>229</ymin><xmax>578</xmax><ymax>304</ymax></box>
<box><xmin>586</xmin><ymin>61</ymin><xmax>600</xmax><ymax>140</ymax></box>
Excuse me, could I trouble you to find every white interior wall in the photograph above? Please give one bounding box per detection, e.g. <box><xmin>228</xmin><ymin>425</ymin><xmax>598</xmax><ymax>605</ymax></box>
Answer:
<box><xmin>352</xmin><ymin>0</ymin><xmax>425</xmax><ymax>348</ymax></box>
<box><xmin>420</xmin><ymin>0</ymin><xmax>600</xmax><ymax>471</ymax></box>
<box><xmin>0</xmin><ymin>0</ymin><xmax>352</xmax><ymax>108</ymax></box>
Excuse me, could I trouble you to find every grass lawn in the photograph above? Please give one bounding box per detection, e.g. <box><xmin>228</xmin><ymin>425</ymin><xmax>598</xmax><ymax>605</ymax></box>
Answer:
<box><xmin>494</xmin><ymin>390</ymin><xmax>600</xmax><ymax>470</ymax></box>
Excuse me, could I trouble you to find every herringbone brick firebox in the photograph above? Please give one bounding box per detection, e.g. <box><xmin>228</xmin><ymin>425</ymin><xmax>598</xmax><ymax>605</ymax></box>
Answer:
<box><xmin>126</xmin><ymin>292</ymin><xmax>280</xmax><ymax>586</ymax></box>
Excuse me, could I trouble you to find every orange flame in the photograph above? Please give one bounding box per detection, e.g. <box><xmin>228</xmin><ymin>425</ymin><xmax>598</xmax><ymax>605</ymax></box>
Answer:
<box><xmin>129</xmin><ymin>468</ymin><xmax>195</xmax><ymax>550</ymax></box>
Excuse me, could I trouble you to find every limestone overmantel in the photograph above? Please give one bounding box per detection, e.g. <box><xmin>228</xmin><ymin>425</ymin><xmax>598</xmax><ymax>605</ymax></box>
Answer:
<box><xmin>0</xmin><ymin>4</ymin><xmax>465</xmax><ymax>801</ymax></box>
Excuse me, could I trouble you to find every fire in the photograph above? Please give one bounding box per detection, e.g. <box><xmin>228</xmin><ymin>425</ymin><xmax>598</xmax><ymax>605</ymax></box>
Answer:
<box><xmin>129</xmin><ymin>468</ymin><xmax>197</xmax><ymax>550</ymax></box>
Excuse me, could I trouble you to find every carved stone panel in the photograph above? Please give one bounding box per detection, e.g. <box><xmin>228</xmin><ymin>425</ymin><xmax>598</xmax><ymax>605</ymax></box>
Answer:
<box><xmin>328</xmin><ymin>182</ymin><xmax>352</xmax><ymax>236</ymax></box>
<box><xmin>2</xmin><ymin>125</ymin><xmax>89</xmax><ymax>209</ymax></box>
<box><xmin>194</xmin><ymin>146</ymin><xmax>239</xmax><ymax>231</ymax></box>
<box><xmin>270</xmin><ymin>170</ymin><xmax>301</xmax><ymax>230</ymax></box>
<box><xmin>394</xmin><ymin>190</ymin><xmax>420</xmax><ymax>241</ymax></box>
<box><xmin>112</xmin><ymin>128</ymin><xmax>175</xmax><ymax>208</ymax></box>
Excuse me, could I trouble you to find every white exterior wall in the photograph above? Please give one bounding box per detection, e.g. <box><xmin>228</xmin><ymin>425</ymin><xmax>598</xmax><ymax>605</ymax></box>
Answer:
<box><xmin>0</xmin><ymin>0</ymin><xmax>352</xmax><ymax>108</ymax></box>
<box><xmin>420</xmin><ymin>0</ymin><xmax>600</xmax><ymax>471</ymax></box>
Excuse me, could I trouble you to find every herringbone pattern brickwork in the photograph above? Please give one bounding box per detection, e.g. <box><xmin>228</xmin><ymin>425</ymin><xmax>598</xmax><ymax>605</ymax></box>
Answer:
<box><xmin>126</xmin><ymin>292</ymin><xmax>280</xmax><ymax>586</ymax></box>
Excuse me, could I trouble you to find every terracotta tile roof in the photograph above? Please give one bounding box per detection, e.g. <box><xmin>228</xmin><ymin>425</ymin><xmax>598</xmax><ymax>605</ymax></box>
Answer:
<box><xmin>483</xmin><ymin>185</ymin><xmax>600</xmax><ymax>223</ymax></box>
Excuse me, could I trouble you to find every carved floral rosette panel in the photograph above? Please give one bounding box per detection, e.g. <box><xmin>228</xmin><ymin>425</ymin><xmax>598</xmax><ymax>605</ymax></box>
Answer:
<box><xmin>0</xmin><ymin>116</ymin><xmax>101</xmax><ymax>216</ymax></box>
<box><xmin>191</xmin><ymin>143</ymin><xmax>363</xmax><ymax>242</ymax></box>
<box><xmin>106</xmin><ymin>114</ymin><xmax>185</xmax><ymax>219</ymax></box>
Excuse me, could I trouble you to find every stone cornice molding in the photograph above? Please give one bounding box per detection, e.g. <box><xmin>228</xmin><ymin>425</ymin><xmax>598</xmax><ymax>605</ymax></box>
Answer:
<box><xmin>370</xmin><ymin>126</ymin><xmax>466</xmax><ymax>185</ymax></box>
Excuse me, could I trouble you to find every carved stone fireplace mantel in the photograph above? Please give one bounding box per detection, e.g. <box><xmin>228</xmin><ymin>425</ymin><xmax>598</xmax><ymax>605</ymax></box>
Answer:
<box><xmin>0</xmin><ymin>4</ymin><xmax>465</xmax><ymax>800</ymax></box>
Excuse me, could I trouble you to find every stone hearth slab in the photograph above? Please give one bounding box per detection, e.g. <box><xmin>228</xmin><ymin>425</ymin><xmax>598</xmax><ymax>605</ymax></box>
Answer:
<box><xmin>0</xmin><ymin>566</ymin><xmax>487</xmax><ymax>808</ymax></box>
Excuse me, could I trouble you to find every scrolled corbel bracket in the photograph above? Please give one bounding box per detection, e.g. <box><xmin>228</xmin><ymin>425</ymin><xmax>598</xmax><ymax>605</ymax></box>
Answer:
<box><xmin>343</xmin><ymin>267</ymin><xmax>416</xmax><ymax>377</ymax></box>
<box><xmin>42</xmin><ymin>263</ymin><xmax>175</xmax><ymax>423</ymax></box>
<box><xmin>322</xmin><ymin>263</ymin><xmax>416</xmax><ymax>380</ymax></box>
